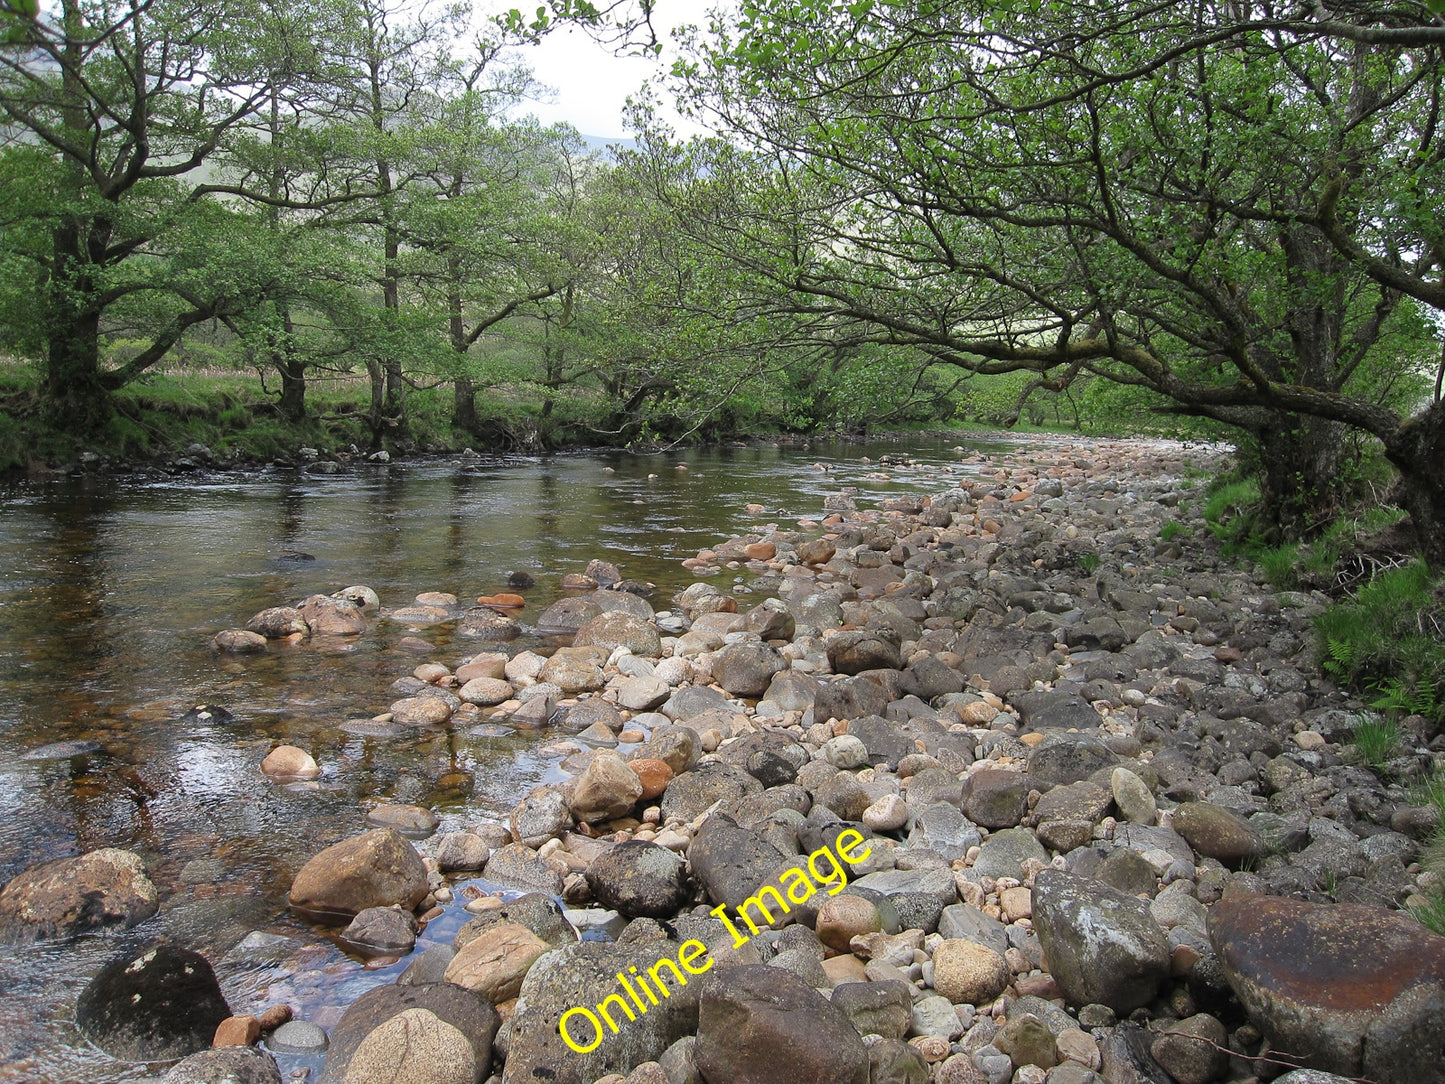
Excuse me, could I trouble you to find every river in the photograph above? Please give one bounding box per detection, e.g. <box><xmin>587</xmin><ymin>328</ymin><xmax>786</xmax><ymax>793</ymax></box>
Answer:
<box><xmin>0</xmin><ymin>435</ymin><xmax>1011</xmax><ymax>1082</ymax></box>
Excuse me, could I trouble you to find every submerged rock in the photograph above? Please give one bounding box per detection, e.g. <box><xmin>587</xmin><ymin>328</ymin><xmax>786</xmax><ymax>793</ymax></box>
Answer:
<box><xmin>76</xmin><ymin>943</ymin><xmax>231</xmax><ymax>1061</ymax></box>
<box><xmin>0</xmin><ymin>848</ymin><xmax>158</xmax><ymax>943</ymax></box>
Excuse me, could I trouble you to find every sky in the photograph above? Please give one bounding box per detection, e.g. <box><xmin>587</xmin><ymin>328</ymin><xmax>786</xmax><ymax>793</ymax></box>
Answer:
<box><xmin>485</xmin><ymin>0</ymin><xmax>722</xmax><ymax>139</ymax></box>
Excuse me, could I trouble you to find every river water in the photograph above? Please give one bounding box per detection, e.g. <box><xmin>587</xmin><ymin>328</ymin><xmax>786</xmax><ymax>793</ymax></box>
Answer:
<box><xmin>0</xmin><ymin>435</ymin><xmax>1011</xmax><ymax>1082</ymax></box>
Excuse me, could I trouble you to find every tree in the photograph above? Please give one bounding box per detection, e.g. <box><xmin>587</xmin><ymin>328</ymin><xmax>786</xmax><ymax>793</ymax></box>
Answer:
<box><xmin>0</xmin><ymin>0</ymin><xmax>321</xmax><ymax>429</ymax></box>
<box><xmin>671</xmin><ymin>0</ymin><xmax>1445</xmax><ymax>555</ymax></box>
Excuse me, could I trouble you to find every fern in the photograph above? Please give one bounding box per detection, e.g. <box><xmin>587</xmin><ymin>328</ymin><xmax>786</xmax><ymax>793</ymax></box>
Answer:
<box><xmin>1323</xmin><ymin>637</ymin><xmax>1354</xmax><ymax>679</ymax></box>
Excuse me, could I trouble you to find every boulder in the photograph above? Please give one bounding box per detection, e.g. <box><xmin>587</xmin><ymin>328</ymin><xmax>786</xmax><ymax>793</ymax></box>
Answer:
<box><xmin>343</xmin><ymin>1008</ymin><xmax>476</xmax><ymax>1084</ymax></box>
<box><xmin>574</xmin><ymin>612</ymin><xmax>661</xmax><ymax>657</ymax></box>
<box><xmin>300</xmin><ymin>594</ymin><xmax>366</xmax><ymax>636</ymax></box>
<box><xmin>694</xmin><ymin>966</ymin><xmax>868</xmax><ymax>1084</ymax></box>
<box><xmin>931</xmin><ymin>939</ymin><xmax>1011</xmax><ymax>1006</ymax></box>
<box><xmin>261</xmin><ymin>745</ymin><xmax>320</xmax><ymax>779</ymax></box>
<box><xmin>712</xmin><ymin>643</ymin><xmax>787</xmax><ymax>698</ymax></box>
<box><xmin>660</xmin><ymin>761</ymin><xmax>761</xmax><ymax>823</ymax></box>
<box><xmin>435</xmin><ymin>832</ymin><xmax>491</xmax><ymax>872</ymax></box>
<box><xmin>1031</xmin><ymin>869</ymin><xmax>1170</xmax><ymax>1013</ymax></box>
<box><xmin>571</xmin><ymin>751</ymin><xmax>645</xmax><ymax>824</ymax></box>
<box><xmin>827</xmin><ymin>629</ymin><xmax>903</xmax><ymax>675</ymax></box>
<box><xmin>688</xmin><ymin>814</ymin><xmax>789</xmax><ymax>911</ymax></box>
<box><xmin>1172</xmin><ymin>802</ymin><xmax>1266</xmax><ymax>866</ymax></box>
<box><xmin>502</xmin><ymin>940</ymin><xmax>699</xmax><ymax>1084</ymax></box>
<box><xmin>510</xmin><ymin>787</ymin><xmax>574</xmax><ymax>847</ymax></box>
<box><xmin>536</xmin><ymin>597</ymin><xmax>603</xmax><ymax>637</ymax></box>
<box><xmin>76</xmin><ymin>943</ymin><xmax>231</xmax><ymax>1061</ymax></box>
<box><xmin>161</xmin><ymin>1047</ymin><xmax>282</xmax><ymax>1084</ymax></box>
<box><xmin>245</xmin><ymin>606</ymin><xmax>309</xmax><ymax>639</ymax></box>
<box><xmin>483</xmin><ymin>843</ymin><xmax>566</xmax><ymax>895</ymax></box>
<box><xmin>444</xmin><ymin>921</ymin><xmax>551</xmax><ymax>1002</ymax></box>
<box><xmin>341</xmin><ymin>906</ymin><xmax>417</xmax><ymax>956</ymax></box>
<box><xmin>586</xmin><ymin>841</ymin><xmax>692</xmax><ymax>918</ymax></box>
<box><xmin>317</xmin><ymin>982</ymin><xmax>498</xmax><ymax>1084</ymax></box>
<box><xmin>212</xmin><ymin>629</ymin><xmax>267</xmax><ymax>653</ymax></box>
<box><xmin>540</xmin><ymin>651</ymin><xmax>607</xmax><ymax>694</ymax></box>
<box><xmin>0</xmin><ymin>848</ymin><xmax>158</xmax><ymax>942</ymax></box>
<box><xmin>288</xmin><ymin>828</ymin><xmax>428</xmax><ymax>920</ymax></box>
<box><xmin>1025</xmin><ymin>731</ymin><xmax>1117</xmax><ymax>786</ymax></box>
<box><xmin>1208</xmin><ymin>895</ymin><xmax>1445</xmax><ymax>1082</ymax></box>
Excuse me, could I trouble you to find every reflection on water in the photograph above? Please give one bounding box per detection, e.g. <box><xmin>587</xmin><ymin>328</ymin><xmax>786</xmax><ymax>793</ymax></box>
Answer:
<box><xmin>0</xmin><ymin>436</ymin><xmax>1007</xmax><ymax>1081</ymax></box>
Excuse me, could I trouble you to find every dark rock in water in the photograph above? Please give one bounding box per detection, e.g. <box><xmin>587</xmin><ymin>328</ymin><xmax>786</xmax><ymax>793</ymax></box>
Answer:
<box><xmin>22</xmin><ymin>739</ymin><xmax>103</xmax><ymax>760</ymax></box>
<box><xmin>507</xmin><ymin>570</ymin><xmax>537</xmax><ymax>588</ymax></box>
<box><xmin>609</xmin><ymin>579</ymin><xmax>654</xmax><ymax>597</ymax></box>
<box><xmin>0</xmin><ymin>848</ymin><xmax>158</xmax><ymax>943</ymax></box>
<box><xmin>317</xmin><ymin>982</ymin><xmax>499</xmax><ymax>1084</ymax></box>
<box><xmin>585</xmin><ymin>840</ymin><xmax>691</xmax><ymax>919</ymax></box>
<box><xmin>536</xmin><ymin>596</ymin><xmax>603</xmax><ymax>636</ymax></box>
<box><xmin>340</xmin><ymin>905</ymin><xmax>417</xmax><ymax>957</ymax></box>
<box><xmin>694</xmin><ymin>965</ymin><xmax>868</xmax><ymax>1084</ymax></box>
<box><xmin>180</xmin><ymin>704</ymin><xmax>235</xmax><ymax>725</ymax></box>
<box><xmin>276</xmin><ymin>550</ymin><xmax>315</xmax><ymax>561</ymax></box>
<box><xmin>161</xmin><ymin>1047</ymin><xmax>281</xmax><ymax>1084</ymax></box>
<box><xmin>76</xmin><ymin>943</ymin><xmax>231</xmax><ymax>1061</ymax></box>
<box><xmin>1208</xmin><ymin>894</ymin><xmax>1445</xmax><ymax>1082</ymax></box>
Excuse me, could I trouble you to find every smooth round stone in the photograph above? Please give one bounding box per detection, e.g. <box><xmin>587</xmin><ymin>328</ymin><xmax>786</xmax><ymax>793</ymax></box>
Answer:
<box><xmin>267</xmin><ymin>1019</ymin><xmax>328</xmax><ymax>1053</ymax></box>
<box><xmin>365</xmin><ymin>804</ymin><xmax>440</xmax><ymax>839</ymax></box>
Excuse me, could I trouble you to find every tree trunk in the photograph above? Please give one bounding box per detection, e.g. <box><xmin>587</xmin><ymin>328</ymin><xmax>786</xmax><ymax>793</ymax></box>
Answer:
<box><xmin>275</xmin><ymin>306</ymin><xmax>307</xmax><ymax>422</ymax></box>
<box><xmin>364</xmin><ymin>357</ymin><xmax>387</xmax><ymax>449</ymax></box>
<box><xmin>1384</xmin><ymin>400</ymin><xmax>1445</xmax><ymax>570</ymax></box>
<box><xmin>44</xmin><ymin>296</ymin><xmax>110</xmax><ymax>431</ymax></box>
<box><xmin>454</xmin><ymin>374</ymin><xmax>478</xmax><ymax>433</ymax></box>
<box><xmin>1252</xmin><ymin>414</ymin><xmax>1349</xmax><ymax>536</ymax></box>
<box><xmin>277</xmin><ymin>357</ymin><xmax>307</xmax><ymax>422</ymax></box>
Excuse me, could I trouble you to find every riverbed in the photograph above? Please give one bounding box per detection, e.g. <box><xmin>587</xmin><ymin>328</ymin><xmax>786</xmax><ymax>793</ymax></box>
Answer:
<box><xmin>0</xmin><ymin>435</ymin><xmax>1012</xmax><ymax>1082</ymax></box>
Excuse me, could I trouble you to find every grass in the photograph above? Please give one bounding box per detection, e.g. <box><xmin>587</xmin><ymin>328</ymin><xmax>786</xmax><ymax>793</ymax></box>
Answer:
<box><xmin>1202</xmin><ymin>478</ymin><xmax>1262</xmax><ymax>538</ymax></box>
<box><xmin>1257</xmin><ymin>543</ymin><xmax>1302</xmax><ymax>589</ymax></box>
<box><xmin>1315</xmin><ymin>559</ymin><xmax>1445</xmax><ymax>728</ymax></box>
<box><xmin>1350</xmin><ymin>714</ymin><xmax>1402</xmax><ymax>772</ymax></box>
<box><xmin>1159</xmin><ymin>519</ymin><xmax>1187</xmax><ymax>543</ymax></box>
<box><xmin>1078</xmin><ymin>552</ymin><xmax>1102</xmax><ymax>574</ymax></box>
<box><xmin>1409</xmin><ymin>773</ymin><xmax>1445</xmax><ymax>936</ymax></box>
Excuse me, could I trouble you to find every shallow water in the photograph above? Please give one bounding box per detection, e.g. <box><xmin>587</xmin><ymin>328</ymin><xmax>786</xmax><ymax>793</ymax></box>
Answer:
<box><xmin>0</xmin><ymin>435</ymin><xmax>1012</xmax><ymax>1081</ymax></box>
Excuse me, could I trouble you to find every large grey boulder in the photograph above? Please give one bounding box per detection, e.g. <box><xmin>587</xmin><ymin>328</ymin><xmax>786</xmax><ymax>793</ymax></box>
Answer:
<box><xmin>1031</xmin><ymin>869</ymin><xmax>1170</xmax><ymax>1013</ymax></box>
<box><xmin>502</xmin><ymin>940</ymin><xmax>699</xmax><ymax>1084</ymax></box>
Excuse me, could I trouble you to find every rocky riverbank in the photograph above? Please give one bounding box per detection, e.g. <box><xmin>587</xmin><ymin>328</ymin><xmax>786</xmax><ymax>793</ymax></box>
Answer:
<box><xmin>2</xmin><ymin>435</ymin><xmax>1441</xmax><ymax>1084</ymax></box>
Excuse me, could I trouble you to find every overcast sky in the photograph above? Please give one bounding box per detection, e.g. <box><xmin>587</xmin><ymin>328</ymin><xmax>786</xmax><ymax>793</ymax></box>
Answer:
<box><xmin>486</xmin><ymin>0</ymin><xmax>721</xmax><ymax>139</ymax></box>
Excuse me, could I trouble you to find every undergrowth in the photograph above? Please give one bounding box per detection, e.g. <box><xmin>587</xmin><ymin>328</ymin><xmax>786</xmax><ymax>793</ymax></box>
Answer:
<box><xmin>1315</xmin><ymin>559</ymin><xmax>1445</xmax><ymax>727</ymax></box>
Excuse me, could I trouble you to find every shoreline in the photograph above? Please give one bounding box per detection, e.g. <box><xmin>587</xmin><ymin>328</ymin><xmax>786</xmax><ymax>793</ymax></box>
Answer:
<box><xmin>1</xmin><ymin>434</ymin><xmax>1435</xmax><ymax>1084</ymax></box>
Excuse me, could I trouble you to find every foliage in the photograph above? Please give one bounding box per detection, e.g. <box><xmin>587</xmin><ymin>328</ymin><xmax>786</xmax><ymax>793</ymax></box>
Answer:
<box><xmin>670</xmin><ymin>0</ymin><xmax>1445</xmax><ymax>559</ymax></box>
<box><xmin>1315</xmin><ymin>560</ymin><xmax>1445</xmax><ymax>727</ymax></box>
